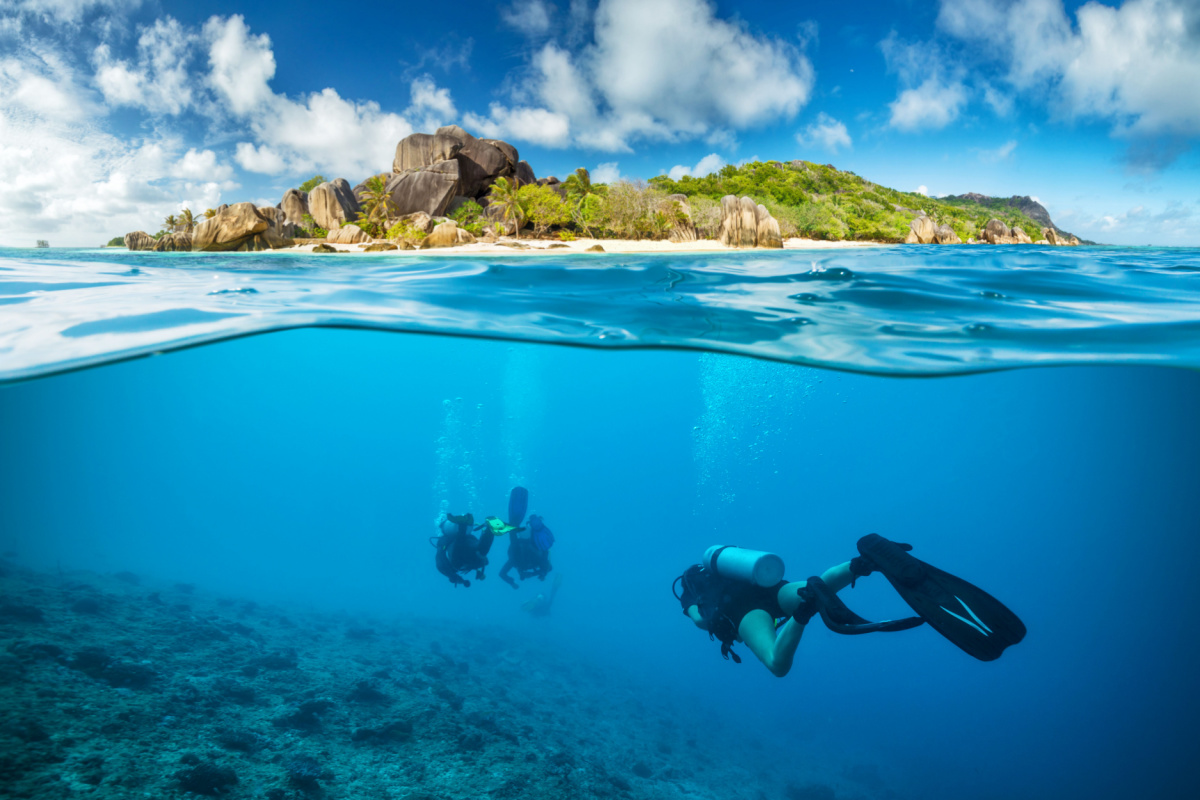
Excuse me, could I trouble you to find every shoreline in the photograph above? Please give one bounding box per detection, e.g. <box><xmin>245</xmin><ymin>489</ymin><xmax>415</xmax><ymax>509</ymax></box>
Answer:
<box><xmin>287</xmin><ymin>236</ymin><xmax>888</xmax><ymax>255</ymax></box>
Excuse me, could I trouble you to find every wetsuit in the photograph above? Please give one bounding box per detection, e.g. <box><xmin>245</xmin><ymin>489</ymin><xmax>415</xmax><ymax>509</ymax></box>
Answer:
<box><xmin>499</xmin><ymin>532</ymin><xmax>551</xmax><ymax>587</ymax></box>
<box><xmin>435</xmin><ymin>521</ymin><xmax>494</xmax><ymax>587</ymax></box>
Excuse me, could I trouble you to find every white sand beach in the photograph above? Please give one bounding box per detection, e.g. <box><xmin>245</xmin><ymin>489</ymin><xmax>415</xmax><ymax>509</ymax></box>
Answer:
<box><xmin>287</xmin><ymin>236</ymin><xmax>886</xmax><ymax>255</ymax></box>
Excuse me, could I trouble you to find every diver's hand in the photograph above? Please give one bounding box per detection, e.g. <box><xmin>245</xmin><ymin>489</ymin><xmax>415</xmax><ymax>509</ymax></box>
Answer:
<box><xmin>458</xmin><ymin>579</ymin><xmax>470</xmax><ymax>588</ymax></box>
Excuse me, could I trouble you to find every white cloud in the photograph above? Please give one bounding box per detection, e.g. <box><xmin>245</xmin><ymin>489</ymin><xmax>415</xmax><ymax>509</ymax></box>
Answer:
<box><xmin>666</xmin><ymin>152</ymin><xmax>726</xmax><ymax>181</ymax></box>
<box><xmin>592</xmin><ymin>162</ymin><xmax>621</xmax><ymax>184</ymax></box>
<box><xmin>4</xmin><ymin>0</ymin><xmax>143</xmax><ymax>24</ymax></box>
<box><xmin>203</xmin><ymin>14</ymin><xmax>275</xmax><ymax>115</ymax></box>
<box><xmin>234</xmin><ymin>142</ymin><xmax>287</xmax><ymax>174</ymax></box>
<box><xmin>978</xmin><ymin>139</ymin><xmax>1018</xmax><ymax>162</ymax></box>
<box><xmin>0</xmin><ymin>50</ymin><xmax>99</xmax><ymax>123</ymax></box>
<box><xmin>880</xmin><ymin>34</ymin><xmax>968</xmax><ymax>132</ymax></box>
<box><xmin>475</xmin><ymin>0</ymin><xmax>814</xmax><ymax>151</ymax></box>
<box><xmin>408</xmin><ymin>76</ymin><xmax>456</xmax><ymax>123</ymax></box>
<box><xmin>917</xmin><ymin>185</ymin><xmax>929</xmax><ymax>196</ymax></box>
<box><xmin>501</xmin><ymin>0</ymin><xmax>553</xmax><ymax>36</ymax></box>
<box><xmin>889</xmin><ymin>77</ymin><xmax>968</xmax><ymax>131</ymax></box>
<box><xmin>937</xmin><ymin>0</ymin><xmax>1200</xmax><ymax>138</ymax></box>
<box><xmin>175</xmin><ymin>148</ymin><xmax>232</xmax><ymax>181</ymax></box>
<box><xmin>463</xmin><ymin>103</ymin><xmax>571</xmax><ymax>148</ymax></box>
<box><xmin>796</xmin><ymin>112</ymin><xmax>852</xmax><ymax>152</ymax></box>
<box><xmin>93</xmin><ymin>17</ymin><xmax>195</xmax><ymax>115</ymax></box>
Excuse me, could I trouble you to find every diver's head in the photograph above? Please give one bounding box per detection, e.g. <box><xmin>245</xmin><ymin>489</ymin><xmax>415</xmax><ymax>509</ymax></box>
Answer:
<box><xmin>528</xmin><ymin>514</ymin><xmax>544</xmax><ymax>531</ymax></box>
<box><xmin>440</xmin><ymin>518</ymin><xmax>459</xmax><ymax>536</ymax></box>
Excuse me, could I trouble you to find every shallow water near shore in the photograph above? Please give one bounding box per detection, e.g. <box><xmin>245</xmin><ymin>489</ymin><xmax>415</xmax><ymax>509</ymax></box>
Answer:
<box><xmin>1</xmin><ymin>246</ymin><xmax>1199</xmax><ymax>800</ymax></box>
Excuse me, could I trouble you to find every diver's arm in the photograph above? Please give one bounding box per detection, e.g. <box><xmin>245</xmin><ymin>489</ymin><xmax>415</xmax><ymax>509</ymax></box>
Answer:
<box><xmin>686</xmin><ymin>605</ymin><xmax>708</xmax><ymax>630</ymax></box>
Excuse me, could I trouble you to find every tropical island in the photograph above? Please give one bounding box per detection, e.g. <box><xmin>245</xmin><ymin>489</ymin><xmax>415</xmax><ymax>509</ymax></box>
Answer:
<box><xmin>118</xmin><ymin>126</ymin><xmax>1084</xmax><ymax>253</ymax></box>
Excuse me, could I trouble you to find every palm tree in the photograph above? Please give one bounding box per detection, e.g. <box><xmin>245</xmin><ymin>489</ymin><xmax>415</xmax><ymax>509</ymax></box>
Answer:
<box><xmin>487</xmin><ymin>176</ymin><xmax>525</xmax><ymax>239</ymax></box>
<box><xmin>355</xmin><ymin>176</ymin><xmax>395</xmax><ymax>237</ymax></box>
<box><xmin>178</xmin><ymin>208</ymin><xmax>196</xmax><ymax>234</ymax></box>
<box><xmin>163</xmin><ymin>213</ymin><xmax>178</xmax><ymax>233</ymax></box>
<box><xmin>562</xmin><ymin>168</ymin><xmax>603</xmax><ymax>236</ymax></box>
<box><xmin>203</xmin><ymin>208</ymin><xmax>217</xmax><ymax>219</ymax></box>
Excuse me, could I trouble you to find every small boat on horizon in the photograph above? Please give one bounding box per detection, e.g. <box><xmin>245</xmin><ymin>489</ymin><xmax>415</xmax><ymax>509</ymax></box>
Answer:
<box><xmin>35</xmin><ymin>240</ymin><xmax>49</xmax><ymax>248</ymax></box>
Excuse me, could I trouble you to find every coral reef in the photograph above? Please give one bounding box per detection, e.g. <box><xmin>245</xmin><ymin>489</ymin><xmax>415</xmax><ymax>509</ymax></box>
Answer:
<box><xmin>0</xmin><ymin>560</ymin><xmax>888</xmax><ymax>799</ymax></box>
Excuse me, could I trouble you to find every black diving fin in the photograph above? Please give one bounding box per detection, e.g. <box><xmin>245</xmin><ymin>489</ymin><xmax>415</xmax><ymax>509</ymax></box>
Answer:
<box><xmin>508</xmin><ymin>486</ymin><xmax>529</xmax><ymax>527</ymax></box>
<box><xmin>855</xmin><ymin>534</ymin><xmax>1026</xmax><ymax>661</ymax></box>
<box><xmin>801</xmin><ymin>576</ymin><xmax>925</xmax><ymax>635</ymax></box>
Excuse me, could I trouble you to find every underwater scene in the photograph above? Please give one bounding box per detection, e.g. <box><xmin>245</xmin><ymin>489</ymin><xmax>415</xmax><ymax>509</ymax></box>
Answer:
<box><xmin>2</xmin><ymin>246</ymin><xmax>1200</xmax><ymax>800</ymax></box>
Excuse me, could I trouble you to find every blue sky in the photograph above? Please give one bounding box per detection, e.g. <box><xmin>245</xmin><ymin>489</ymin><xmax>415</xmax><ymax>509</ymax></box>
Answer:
<box><xmin>1</xmin><ymin>0</ymin><xmax>1198</xmax><ymax>246</ymax></box>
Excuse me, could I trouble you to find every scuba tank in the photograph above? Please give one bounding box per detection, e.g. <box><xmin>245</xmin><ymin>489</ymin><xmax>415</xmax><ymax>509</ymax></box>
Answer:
<box><xmin>703</xmin><ymin>545</ymin><xmax>785</xmax><ymax>587</ymax></box>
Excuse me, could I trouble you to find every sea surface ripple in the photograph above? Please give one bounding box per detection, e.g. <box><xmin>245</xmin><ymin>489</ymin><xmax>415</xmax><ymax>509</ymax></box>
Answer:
<box><xmin>1</xmin><ymin>244</ymin><xmax>1198</xmax><ymax>382</ymax></box>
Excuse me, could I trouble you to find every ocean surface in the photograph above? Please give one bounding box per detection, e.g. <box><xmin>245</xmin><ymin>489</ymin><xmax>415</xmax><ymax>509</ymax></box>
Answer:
<box><xmin>1</xmin><ymin>244</ymin><xmax>1199</xmax><ymax>800</ymax></box>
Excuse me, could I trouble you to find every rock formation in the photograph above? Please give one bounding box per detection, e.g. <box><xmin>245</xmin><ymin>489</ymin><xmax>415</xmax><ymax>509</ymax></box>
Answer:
<box><xmin>308</xmin><ymin>179</ymin><xmax>361</xmax><ymax>231</ymax></box>
<box><xmin>423</xmin><ymin>220</ymin><xmax>475</xmax><ymax>248</ymax></box>
<box><xmin>665</xmin><ymin>194</ymin><xmax>697</xmax><ymax>243</ymax></box>
<box><xmin>385</xmin><ymin>161</ymin><xmax>461</xmax><ymax>217</ymax></box>
<box><xmin>280</xmin><ymin>189</ymin><xmax>309</xmax><ymax>227</ymax></box>
<box><xmin>152</xmin><ymin>232</ymin><xmax>192</xmax><ymax>251</ymax></box>
<box><xmin>934</xmin><ymin>224</ymin><xmax>962</xmax><ymax>244</ymax></box>
<box><xmin>123</xmin><ymin>231</ymin><xmax>156</xmax><ymax>250</ymax></box>
<box><xmin>326</xmin><ymin>224</ymin><xmax>371</xmax><ymax>245</ymax></box>
<box><xmin>1011</xmin><ymin>226</ymin><xmax>1033</xmax><ymax>244</ymax></box>
<box><xmin>393</xmin><ymin>132</ymin><xmax>463</xmax><ymax>173</ymax></box>
<box><xmin>515</xmin><ymin>160</ymin><xmax>536</xmax><ymax>186</ymax></box>
<box><xmin>983</xmin><ymin>218</ymin><xmax>1015</xmax><ymax>244</ymax></box>
<box><xmin>389</xmin><ymin>126</ymin><xmax>523</xmax><ymax>210</ymax></box>
<box><xmin>191</xmin><ymin>203</ymin><xmax>294</xmax><ymax>252</ymax></box>
<box><xmin>754</xmin><ymin>203</ymin><xmax>783</xmax><ymax>248</ymax></box>
<box><xmin>718</xmin><ymin>195</ymin><xmax>782</xmax><ymax>248</ymax></box>
<box><xmin>910</xmin><ymin>215</ymin><xmax>936</xmax><ymax>244</ymax></box>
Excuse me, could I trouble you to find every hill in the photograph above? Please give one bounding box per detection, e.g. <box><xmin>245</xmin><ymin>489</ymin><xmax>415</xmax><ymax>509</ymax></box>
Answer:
<box><xmin>648</xmin><ymin>161</ymin><xmax>1081</xmax><ymax>244</ymax></box>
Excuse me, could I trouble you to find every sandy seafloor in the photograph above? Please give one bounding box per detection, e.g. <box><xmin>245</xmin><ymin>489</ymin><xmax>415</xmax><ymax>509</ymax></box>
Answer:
<box><xmin>0</xmin><ymin>560</ymin><xmax>872</xmax><ymax>800</ymax></box>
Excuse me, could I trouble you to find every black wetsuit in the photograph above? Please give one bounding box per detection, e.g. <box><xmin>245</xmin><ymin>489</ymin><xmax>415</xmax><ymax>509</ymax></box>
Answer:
<box><xmin>436</xmin><ymin>524</ymin><xmax>494</xmax><ymax>587</ymax></box>
<box><xmin>679</xmin><ymin>567</ymin><xmax>788</xmax><ymax>631</ymax></box>
<box><xmin>499</xmin><ymin>534</ymin><xmax>551</xmax><ymax>588</ymax></box>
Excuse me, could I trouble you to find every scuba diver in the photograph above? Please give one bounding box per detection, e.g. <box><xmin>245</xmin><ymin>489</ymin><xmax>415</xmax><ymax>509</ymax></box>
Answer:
<box><xmin>493</xmin><ymin>486</ymin><xmax>555</xmax><ymax>589</ymax></box>
<box><xmin>674</xmin><ymin>535</ymin><xmax>1026</xmax><ymax>676</ymax></box>
<box><xmin>432</xmin><ymin>512</ymin><xmax>494</xmax><ymax>588</ymax></box>
<box><xmin>521</xmin><ymin>573</ymin><xmax>563</xmax><ymax>617</ymax></box>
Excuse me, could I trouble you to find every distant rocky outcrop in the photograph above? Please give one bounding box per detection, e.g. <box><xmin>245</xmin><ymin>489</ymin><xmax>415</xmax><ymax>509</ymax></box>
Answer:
<box><xmin>983</xmin><ymin>219</ymin><xmax>1015</xmax><ymax>245</ymax></box>
<box><xmin>191</xmin><ymin>203</ymin><xmax>294</xmax><ymax>252</ymax></box>
<box><xmin>934</xmin><ymin>224</ymin><xmax>962</xmax><ymax>244</ymax></box>
<box><xmin>718</xmin><ymin>196</ymin><xmax>783</xmax><ymax>248</ymax></box>
<box><xmin>152</xmin><ymin>232</ymin><xmax>192</xmax><ymax>252</ymax></box>
<box><xmin>308</xmin><ymin>179</ymin><xmax>360</xmax><ymax>231</ymax></box>
<box><xmin>279</xmin><ymin>189</ymin><xmax>310</xmax><ymax>227</ymax></box>
<box><xmin>123</xmin><ymin>231</ymin><xmax>156</xmax><ymax>250</ymax></box>
<box><xmin>908</xmin><ymin>215</ymin><xmax>936</xmax><ymax>244</ymax></box>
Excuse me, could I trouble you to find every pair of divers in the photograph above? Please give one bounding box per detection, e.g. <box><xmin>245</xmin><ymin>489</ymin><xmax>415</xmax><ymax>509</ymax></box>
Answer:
<box><xmin>433</xmin><ymin>486</ymin><xmax>555</xmax><ymax>590</ymax></box>
<box><xmin>675</xmin><ymin>535</ymin><xmax>1026</xmax><ymax>675</ymax></box>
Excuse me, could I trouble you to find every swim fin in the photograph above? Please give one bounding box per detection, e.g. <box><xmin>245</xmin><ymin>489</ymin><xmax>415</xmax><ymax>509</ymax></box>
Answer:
<box><xmin>801</xmin><ymin>576</ymin><xmax>924</xmax><ymax>635</ymax></box>
<box><xmin>508</xmin><ymin>486</ymin><xmax>529</xmax><ymax>527</ymax></box>
<box><xmin>856</xmin><ymin>534</ymin><xmax>1026</xmax><ymax>661</ymax></box>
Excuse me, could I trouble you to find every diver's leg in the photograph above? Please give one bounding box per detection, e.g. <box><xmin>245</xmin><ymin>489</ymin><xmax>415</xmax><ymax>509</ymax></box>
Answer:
<box><xmin>478</xmin><ymin>529</ymin><xmax>495</xmax><ymax>557</ymax></box>
<box><xmin>775</xmin><ymin>563</ymin><xmax>855</xmax><ymax>616</ymax></box>
<box><xmin>499</xmin><ymin>559</ymin><xmax>518</xmax><ymax>589</ymax></box>
<box><xmin>739</xmin><ymin>610</ymin><xmax>805</xmax><ymax>678</ymax></box>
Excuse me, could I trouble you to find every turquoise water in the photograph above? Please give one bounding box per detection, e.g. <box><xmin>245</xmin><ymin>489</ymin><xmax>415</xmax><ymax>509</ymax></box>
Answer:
<box><xmin>1</xmin><ymin>245</ymin><xmax>1199</xmax><ymax>800</ymax></box>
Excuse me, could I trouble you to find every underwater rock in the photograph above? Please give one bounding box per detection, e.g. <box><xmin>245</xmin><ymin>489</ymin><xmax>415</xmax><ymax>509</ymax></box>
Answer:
<box><xmin>214</xmin><ymin>727</ymin><xmax>269</xmax><ymax>753</ymax></box>
<box><xmin>285</xmin><ymin>754</ymin><xmax>330</xmax><ymax>789</ymax></box>
<box><xmin>586</xmin><ymin>244</ymin><xmax>605</xmax><ymax>252</ymax></box>
<box><xmin>351</xmin><ymin>718</ymin><xmax>412</xmax><ymax>743</ymax></box>
<box><xmin>632</xmin><ymin>761</ymin><xmax>653</xmax><ymax>778</ymax></box>
<box><xmin>71</xmin><ymin>596</ymin><xmax>104</xmax><ymax>614</ymax></box>
<box><xmin>312</xmin><ymin>243</ymin><xmax>339</xmax><ymax>253</ymax></box>
<box><xmin>347</xmin><ymin>678</ymin><xmax>390</xmax><ymax>705</ymax></box>
<box><xmin>174</xmin><ymin>760</ymin><xmax>238</xmax><ymax>796</ymax></box>
<box><xmin>0</xmin><ymin>601</ymin><xmax>44</xmax><ymax>622</ymax></box>
<box><xmin>273</xmin><ymin>698</ymin><xmax>334</xmax><ymax>731</ymax></box>
<box><xmin>254</xmin><ymin>649</ymin><xmax>298</xmax><ymax>670</ymax></box>
<box><xmin>212</xmin><ymin>677</ymin><xmax>256</xmax><ymax>705</ymax></box>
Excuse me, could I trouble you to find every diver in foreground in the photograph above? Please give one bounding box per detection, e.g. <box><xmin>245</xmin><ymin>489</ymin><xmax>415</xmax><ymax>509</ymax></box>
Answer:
<box><xmin>432</xmin><ymin>512</ymin><xmax>495</xmax><ymax>588</ymax></box>
<box><xmin>674</xmin><ymin>536</ymin><xmax>1026</xmax><ymax>676</ymax></box>
<box><xmin>494</xmin><ymin>486</ymin><xmax>555</xmax><ymax>588</ymax></box>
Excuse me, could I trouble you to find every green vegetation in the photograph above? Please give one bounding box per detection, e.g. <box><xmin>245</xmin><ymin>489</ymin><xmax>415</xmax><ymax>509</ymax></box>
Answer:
<box><xmin>385</xmin><ymin>218</ymin><xmax>427</xmax><ymax>245</ymax></box>
<box><xmin>203</xmin><ymin>208</ymin><xmax>217</xmax><ymax>219</ymax></box>
<box><xmin>301</xmin><ymin>213</ymin><xmax>327</xmax><ymax>239</ymax></box>
<box><xmin>517</xmin><ymin>184</ymin><xmax>571</xmax><ymax>238</ymax></box>
<box><xmin>648</xmin><ymin>160</ymin><xmax>1053</xmax><ymax>242</ymax></box>
<box><xmin>163</xmin><ymin>213</ymin><xmax>178</xmax><ymax>232</ymax></box>
<box><xmin>353</xmin><ymin>176</ymin><xmax>395</xmax><ymax>237</ymax></box>
<box><xmin>106</xmin><ymin>236</ymin><xmax>123</xmax><ymax>247</ymax></box>
<box><xmin>298</xmin><ymin>175</ymin><xmax>326</xmax><ymax>193</ymax></box>
<box><xmin>178</xmin><ymin>208</ymin><xmax>196</xmax><ymax>234</ymax></box>
<box><xmin>487</xmin><ymin>177</ymin><xmax>525</xmax><ymax>238</ymax></box>
<box><xmin>450</xmin><ymin>200</ymin><xmax>485</xmax><ymax>235</ymax></box>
